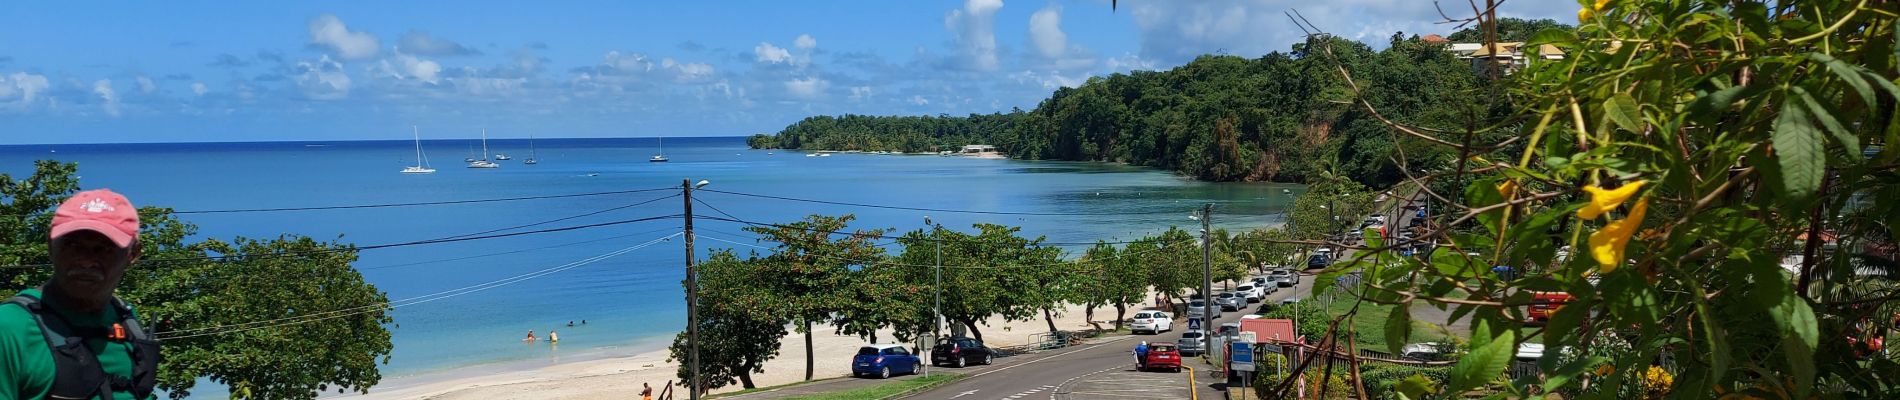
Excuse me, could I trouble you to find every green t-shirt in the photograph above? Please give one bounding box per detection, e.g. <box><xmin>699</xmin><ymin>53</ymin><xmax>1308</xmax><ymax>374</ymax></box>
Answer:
<box><xmin>0</xmin><ymin>289</ymin><xmax>143</xmax><ymax>400</ymax></box>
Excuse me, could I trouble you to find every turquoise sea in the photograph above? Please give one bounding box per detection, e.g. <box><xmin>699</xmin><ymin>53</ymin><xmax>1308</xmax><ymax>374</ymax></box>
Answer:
<box><xmin>0</xmin><ymin>136</ymin><xmax>1299</xmax><ymax>389</ymax></box>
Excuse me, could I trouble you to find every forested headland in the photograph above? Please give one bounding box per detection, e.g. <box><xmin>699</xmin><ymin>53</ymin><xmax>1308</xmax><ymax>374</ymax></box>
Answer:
<box><xmin>747</xmin><ymin>19</ymin><xmax>1567</xmax><ymax>189</ymax></box>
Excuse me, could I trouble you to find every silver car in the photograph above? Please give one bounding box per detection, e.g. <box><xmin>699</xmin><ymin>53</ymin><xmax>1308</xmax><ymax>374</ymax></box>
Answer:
<box><xmin>1177</xmin><ymin>331</ymin><xmax>1207</xmax><ymax>356</ymax></box>
<box><xmin>1216</xmin><ymin>292</ymin><xmax>1244</xmax><ymax>311</ymax></box>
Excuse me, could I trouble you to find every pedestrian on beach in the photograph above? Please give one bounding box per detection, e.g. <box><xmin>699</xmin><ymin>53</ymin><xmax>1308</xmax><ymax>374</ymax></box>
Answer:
<box><xmin>1</xmin><ymin>189</ymin><xmax>160</xmax><ymax>400</ymax></box>
<box><xmin>641</xmin><ymin>382</ymin><xmax>653</xmax><ymax>400</ymax></box>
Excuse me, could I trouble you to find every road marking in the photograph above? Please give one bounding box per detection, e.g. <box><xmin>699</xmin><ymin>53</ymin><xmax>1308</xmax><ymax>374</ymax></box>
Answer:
<box><xmin>961</xmin><ymin>335</ymin><xmax>1134</xmax><ymax>380</ymax></box>
<box><xmin>948</xmin><ymin>389</ymin><xmax>979</xmax><ymax>399</ymax></box>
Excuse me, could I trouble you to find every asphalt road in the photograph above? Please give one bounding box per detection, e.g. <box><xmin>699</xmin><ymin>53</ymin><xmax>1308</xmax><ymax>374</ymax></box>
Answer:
<box><xmin>901</xmin><ymin>277</ymin><xmax>1318</xmax><ymax>400</ymax></box>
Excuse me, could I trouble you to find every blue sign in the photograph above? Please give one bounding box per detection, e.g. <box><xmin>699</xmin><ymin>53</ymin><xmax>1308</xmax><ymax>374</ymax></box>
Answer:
<box><xmin>1188</xmin><ymin>318</ymin><xmax>1203</xmax><ymax>331</ymax></box>
<box><xmin>1231</xmin><ymin>342</ymin><xmax>1253</xmax><ymax>363</ymax></box>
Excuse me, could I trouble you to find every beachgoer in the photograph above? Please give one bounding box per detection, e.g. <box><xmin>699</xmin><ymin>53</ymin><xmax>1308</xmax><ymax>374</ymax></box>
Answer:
<box><xmin>1</xmin><ymin>190</ymin><xmax>160</xmax><ymax>400</ymax></box>
<box><xmin>581</xmin><ymin>319</ymin><xmax>587</xmax><ymax>325</ymax></box>
<box><xmin>567</xmin><ymin>321</ymin><xmax>574</xmax><ymax>327</ymax></box>
<box><xmin>549</xmin><ymin>330</ymin><xmax>559</xmax><ymax>343</ymax></box>
<box><xmin>641</xmin><ymin>383</ymin><xmax>653</xmax><ymax>400</ymax></box>
<box><xmin>525</xmin><ymin>330</ymin><xmax>537</xmax><ymax>342</ymax></box>
<box><xmin>1133</xmin><ymin>341</ymin><xmax>1150</xmax><ymax>367</ymax></box>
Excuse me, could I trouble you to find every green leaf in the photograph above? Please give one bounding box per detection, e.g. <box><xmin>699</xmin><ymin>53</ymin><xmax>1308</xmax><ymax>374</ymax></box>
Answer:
<box><xmin>1808</xmin><ymin>52</ymin><xmax>1877</xmax><ymax>107</ymax></box>
<box><xmin>1695</xmin><ymin>298</ymin><xmax>1731</xmax><ymax>383</ymax></box>
<box><xmin>1793</xmin><ymin>87</ymin><xmax>1859</xmax><ymax>154</ymax></box>
<box><xmin>1686</xmin><ymin>85</ymin><xmax>1763</xmax><ymax>118</ymax></box>
<box><xmin>1449</xmin><ymin>326</ymin><xmax>1515</xmax><ymax>394</ymax></box>
<box><xmin>1606</xmin><ymin>94</ymin><xmax>1643</xmax><ymax>133</ymax></box>
<box><xmin>1771</xmin><ymin>295</ymin><xmax>1818</xmax><ymax>397</ymax></box>
<box><xmin>1524</xmin><ymin>28</ymin><xmax>1578</xmax><ymax>48</ymax></box>
<box><xmin>1396</xmin><ymin>374</ymin><xmax>1440</xmax><ymax>399</ymax></box>
<box><xmin>1772</xmin><ymin>100</ymin><xmax>1824</xmax><ymax>201</ymax></box>
<box><xmin>1861</xmin><ymin>69</ymin><xmax>1900</xmax><ymax>99</ymax></box>
<box><xmin>1384</xmin><ymin>303</ymin><xmax>1412</xmax><ymax>354</ymax></box>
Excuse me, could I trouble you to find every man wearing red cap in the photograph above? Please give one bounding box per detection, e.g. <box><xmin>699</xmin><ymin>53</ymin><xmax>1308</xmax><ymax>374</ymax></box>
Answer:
<box><xmin>1</xmin><ymin>189</ymin><xmax>159</xmax><ymax>400</ymax></box>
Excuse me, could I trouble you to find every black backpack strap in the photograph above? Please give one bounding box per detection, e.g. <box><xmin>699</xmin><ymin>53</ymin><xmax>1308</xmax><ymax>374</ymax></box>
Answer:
<box><xmin>109</xmin><ymin>296</ymin><xmax>160</xmax><ymax>400</ymax></box>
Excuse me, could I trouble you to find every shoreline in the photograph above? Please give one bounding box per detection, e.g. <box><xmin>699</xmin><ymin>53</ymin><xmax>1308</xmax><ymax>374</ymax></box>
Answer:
<box><xmin>333</xmin><ymin>299</ymin><xmax>1160</xmax><ymax>399</ymax></box>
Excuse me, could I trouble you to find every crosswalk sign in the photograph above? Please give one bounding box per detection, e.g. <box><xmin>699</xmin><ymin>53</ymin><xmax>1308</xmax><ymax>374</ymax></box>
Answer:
<box><xmin>1188</xmin><ymin>318</ymin><xmax>1203</xmax><ymax>331</ymax></box>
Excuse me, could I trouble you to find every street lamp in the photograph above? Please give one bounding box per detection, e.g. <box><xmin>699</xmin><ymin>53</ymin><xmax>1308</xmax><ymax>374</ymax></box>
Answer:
<box><xmin>683</xmin><ymin>179</ymin><xmax>711</xmax><ymax>400</ymax></box>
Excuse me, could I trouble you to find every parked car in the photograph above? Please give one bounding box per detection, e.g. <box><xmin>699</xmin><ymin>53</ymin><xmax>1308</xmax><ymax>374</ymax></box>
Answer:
<box><xmin>1140</xmin><ymin>343</ymin><xmax>1183</xmax><ymax>372</ymax></box>
<box><xmin>1176</xmin><ymin>331</ymin><xmax>1207</xmax><ymax>356</ymax></box>
<box><xmin>931</xmin><ymin>337</ymin><xmax>994</xmax><ymax>368</ymax></box>
<box><xmin>1269</xmin><ymin>269</ymin><xmax>1295</xmax><ymax>287</ymax></box>
<box><xmin>1216</xmin><ymin>292</ymin><xmax>1243</xmax><ymax>311</ymax></box>
<box><xmin>1306</xmin><ymin>251</ymin><xmax>1331</xmax><ymax>269</ymax></box>
<box><xmin>1527</xmin><ymin>292</ymin><xmax>1574</xmax><ymax>324</ymax></box>
<box><xmin>1280</xmin><ymin>297</ymin><xmax>1301</xmax><ymax>306</ymax></box>
<box><xmin>1187</xmin><ymin>300</ymin><xmax>1216</xmax><ymax>320</ymax></box>
<box><xmin>1130</xmin><ymin>311</ymin><xmax>1173</xmax><ymax>334</ymax></box>
<box><xmin>1217</xmin><ymin>322</ymin><xmax>1241</xmax><ymax>337</ymax></box>
<box><xmin>1236</xmin><ymin>285</ymin><xmax>1262</xmax><ymax>303</ymax></box>
<box><xmin>854</xmin><ymin>344</ymin><xmax>922</xmax><ymax>378</ymax></box>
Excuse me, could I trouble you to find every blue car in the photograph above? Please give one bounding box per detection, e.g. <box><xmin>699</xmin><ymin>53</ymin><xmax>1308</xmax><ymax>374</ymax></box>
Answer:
<box><xmin>852</xmin><ymin>344</ymin><xmax>922</xmax><ymax>379</ymax></box>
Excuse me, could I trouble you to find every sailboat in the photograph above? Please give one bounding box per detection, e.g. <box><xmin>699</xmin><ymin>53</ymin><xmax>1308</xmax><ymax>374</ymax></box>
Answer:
<box><xmin>401</xmin><ymin>126</ymin><xmax>436</xmax><ymax>174</ymax></box>
<box><xmin>465</xmin><ymin>143</ymin><xmax>477</xmax><ymax>163</ymax></box>
<box><xmin>649</xmin><ymin>134</ymin><xmax>669</xmax><ymax>162</ymax></box>
<box><xmin>523</xmin><ymin>133</ymin><xmax>539</xmax><ymax>165</ymax></box>
<box><xmin>468</xmin><ymin>129</ymin><xmax>500</xmax><ymax>168</ymax></box>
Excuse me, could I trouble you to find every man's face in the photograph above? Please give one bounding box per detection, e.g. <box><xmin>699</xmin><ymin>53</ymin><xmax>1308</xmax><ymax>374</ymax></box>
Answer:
<box><xmin>50</xmin><ymin>230</ymin><xmax>138</xmax><ymax>301</ymax></box>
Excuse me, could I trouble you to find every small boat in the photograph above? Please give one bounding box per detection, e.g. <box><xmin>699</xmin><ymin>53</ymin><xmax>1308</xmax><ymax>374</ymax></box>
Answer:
<box><xmin>806</xmin><ymin>153</ymin><xmax>817</xmax><ymax>157</ymax></box>
<box><xmin>469</xmin><ymin>129</ymin><xmax>500</xmax><ymax>169</ymax></box>
<box><xmin>650</xmin><ymin>134</ymin><xmax>669</xmax><ymax>162</ymax></box>
<box><xmin>523</xmin><ymin>133</ymin><xmax>539</xmax><ymax>165</ymax></box>
<box><xmin>402</xmin><ymin>126</ymin><xmax>436</xmax><ymax>174</ymax></box>
<box><xmin>818</xmin><ymin>153</ymin><xmax>832</xmax><ymax>157</ymax></box>
<box><xmin>495</xmin><ymin>153</ymin><xmax>511</xmax><ymax>160</ymax></box>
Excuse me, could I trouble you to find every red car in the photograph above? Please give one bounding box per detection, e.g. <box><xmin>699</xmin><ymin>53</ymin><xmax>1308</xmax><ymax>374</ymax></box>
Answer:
<box><xmin>1141</xmin><ymin>343</ymin><xmax>1183</xmax><ymax>372</ymax></box>
<box><xmin>1528</xmin><ymin>292</ymin><xmax>1573</xmax><ymax>323</ymax></box>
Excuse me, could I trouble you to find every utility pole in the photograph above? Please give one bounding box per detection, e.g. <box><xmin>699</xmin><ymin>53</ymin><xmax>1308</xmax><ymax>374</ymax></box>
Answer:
<box><xmin>1199</xmin><ymin>203</ymin><xmax>1214</xmax><ymax>337</ymax></box>
<box><xmin>683</xmin><ymin>179</ymin><xmax>702</xmax><ymax>400</ymax></box>
<box><xmin>925</xmin><ymin>216</ymin><xmax>942</xmax><ymax>378</ymax></box>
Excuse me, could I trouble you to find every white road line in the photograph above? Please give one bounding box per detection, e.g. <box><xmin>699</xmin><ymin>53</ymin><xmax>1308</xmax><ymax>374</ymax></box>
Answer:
<box><xmin>962</xmin><ymin>336</ymin><xmax>1134</xmax><ymax>380</ymax></box>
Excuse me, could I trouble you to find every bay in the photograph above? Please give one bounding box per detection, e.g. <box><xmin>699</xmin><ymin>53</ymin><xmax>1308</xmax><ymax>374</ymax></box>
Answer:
<box><xmin>1</xmin><ymin>136</ymin><xmax>1300</xmax><ymax>384</ymax></box>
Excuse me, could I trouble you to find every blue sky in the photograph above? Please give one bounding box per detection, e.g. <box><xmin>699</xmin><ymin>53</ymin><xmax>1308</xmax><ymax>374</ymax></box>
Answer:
<box><xmin>0</xmin><ymin>1</ymin><xmax>1568</xmax><ymax>144</ymax></box>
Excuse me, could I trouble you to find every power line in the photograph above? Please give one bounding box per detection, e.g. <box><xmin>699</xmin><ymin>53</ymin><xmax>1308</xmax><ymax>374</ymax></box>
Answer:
<box><xmin>696</xmin><ymin>188</ymin><xmax>1186</xmax><ymax>216</ymax></box>
<box><xmin>359</xmin><ymin>226</ymin><xmax>683</xmax><ymax>271</ymax></box>
<box><xmin>0</xmin><ymin>214</ymin><xmax>683</xmax><ymax>269</ymax></box>
<box><xmin>695</xmin><ymin>233</ymin><xmax>1191</xmax><ymax>270</ymax></box>
<box><xmin>694</xmin><ymin>214</ymin><xmax>1151</xmax><ymax>246</ymax></box>
<box><xmin>170</xmin><ymin>187</ymin><xmax>678</xmax><ymax>215</ymax></box>
<box><xmin>158</xmin><ymin>233</ymin><xmax>681</xmax><ymax>341</ymax></box>
<box><xmin>437</xmin><ymin>192</ymin><xmax>680</xmax><ymax>240</ymax></box>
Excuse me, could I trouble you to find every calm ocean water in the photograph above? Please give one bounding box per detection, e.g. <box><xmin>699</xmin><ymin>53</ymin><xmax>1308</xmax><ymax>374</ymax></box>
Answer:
<box><xmin>1</xmin><ymin>136</ymin><xmax>1299</xmax><ymax>386</ymax></box>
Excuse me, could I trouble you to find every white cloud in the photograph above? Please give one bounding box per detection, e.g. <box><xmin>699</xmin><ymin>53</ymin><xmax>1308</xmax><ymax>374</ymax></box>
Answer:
<box><xmin>295</xmin><ymin>55</ymin><xmax>353</xmax><ymax>100</ymax></box>
<box><xmin>1028</xmin><ymin>6</ymin><xmax>1067</xmax><ymax>59</ymax></box>
<box><xmin>785</xmin><ymin>77</ymin><xmax>828</xmax><ymax>99</ymax></box>
<box><xmin>308</xmin><ymin>14</ymin><xmax>380</xmax><ymax>60</ymax></box>
<box><xmin>191</xmin><ymin>82</ymin><xmax>208</xmax><ymax>96</ymax></box>
<box><xmin>92</xmin><ymin>79</ymin><xmax>120</xmax><ymax>117</ymax></box>
<box><xmin>398</xmin><ymin>30</ymin><xmax>479</xmax><ymax>56</ymax></box>
<box><xmin>944</xmin><ymin>0</ymin><xmax>1004</xmax><ymax>71</ymax></box>
<box><xmin>908</xmin><ymin>95</ymin><xmax>930</xmax><ymax>105</ymax></box>
<box><xmin>601</xmin><ymin>50</ymin><xmax>654</xmax><ymax>73</ymax></box>
<box><xmin>849</xmin><ymin>86</ymin><xmax>872</xmax><ymax>100</ymax></box>
<box><xmin>392</xmin><ymin>53</ymin><xmax>443</xmax><ymax>84</ymax></box>
<box><xmin>135</xmin><ymin>76</ymin><xmax>156</xmax><ymax>94</ymax></box>
<box><xmin>754</xmin><ymin>42</ymin><xmax>793</xmax><ymax>64</ymax></box>
<box><xmin>2</xmin><ymin>72</ymin><xmax>50</xmax><ymax>104</ymax></box>
<box><xmin>794</xmin><ymin>34</ymin><xmax>818</xmax><ymax>50</ymax></box>
<box><xmin>661</xmin><ymin>58</ymin><xmax>717</xmax><ymax>83</ymax></box>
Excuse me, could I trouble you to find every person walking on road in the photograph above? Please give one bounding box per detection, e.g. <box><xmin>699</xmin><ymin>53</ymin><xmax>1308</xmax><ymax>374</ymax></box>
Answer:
<box><xmin>1133</xmin><ymin>341</ymin><xmax>1150</xmax><ymax>368</ymax></box>
<box><xmin>0</xmin><ymin>189</ymin><xmax>160</xmax><ymax>400</ymax></box>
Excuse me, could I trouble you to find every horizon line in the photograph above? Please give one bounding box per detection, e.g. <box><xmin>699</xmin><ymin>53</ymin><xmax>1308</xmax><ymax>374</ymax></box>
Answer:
<box><xmin>1</xmin><ymin>135</ymin><xmax>756</xmax><ymax>147</ymax></box>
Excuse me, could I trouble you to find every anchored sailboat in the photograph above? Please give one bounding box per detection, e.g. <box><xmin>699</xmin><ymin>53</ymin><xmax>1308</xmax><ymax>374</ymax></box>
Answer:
<box><xmin>402</xmin><ymin>126</ymin><xmax>436</xmax><ymax>174</ymax></box>
<box><xmin>468</xmin><ymin>129</ymin><xmax>500</xmax><ymax>168</ymax></box>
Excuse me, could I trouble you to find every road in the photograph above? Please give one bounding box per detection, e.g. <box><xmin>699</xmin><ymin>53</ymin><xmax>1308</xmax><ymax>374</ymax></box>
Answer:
<box><xmin>900</xmin><ymin>277</ymin><xmax>1317</xmax><ymax>400</ymax></box>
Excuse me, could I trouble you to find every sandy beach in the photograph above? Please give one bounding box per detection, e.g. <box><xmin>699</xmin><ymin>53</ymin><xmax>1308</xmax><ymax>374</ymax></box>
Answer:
<box><xmin>332</xmin><ymin>299</ymin><xmax>1162</xmax><ymax>399</ymax></box>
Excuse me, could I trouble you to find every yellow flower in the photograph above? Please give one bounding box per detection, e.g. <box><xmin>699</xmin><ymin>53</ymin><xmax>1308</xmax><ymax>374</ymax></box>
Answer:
<box><xmin>1578</xmin><ymin>7</ymin><xmax>1594</xmax><ymax>23</ymax></box>
<box><xmin>1496</xmin><ymin>179</ymin><xmax>1518</xmax><ymax>198</ymax></box>
<box><xmin>1594</xmin><ymin>363</ymin><xmax>1614</xmax><ymax>376</ymax></box>
<box><xmin>1578</xmin><ymin>181</ymin><xmax>1646</xmax><ymax>220</ymax></box>
<box><xmin>1589</xmin><ymin>198</ymin><xmax>1647</xmax><ymax>272</ymax></box>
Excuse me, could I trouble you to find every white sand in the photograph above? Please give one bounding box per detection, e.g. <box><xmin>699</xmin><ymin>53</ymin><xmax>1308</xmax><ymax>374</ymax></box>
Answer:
<box><xmin>330</xmin><ymin>300</ymin><xmax>1161</xmax><ymax>400</ymax></box>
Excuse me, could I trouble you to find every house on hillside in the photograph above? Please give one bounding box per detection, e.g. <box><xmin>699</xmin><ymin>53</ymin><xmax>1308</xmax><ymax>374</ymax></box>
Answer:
<box><xmin>1459</xmin><ymin>42</ymin><xmax>1565</xmax><ymax>75</ymax></box>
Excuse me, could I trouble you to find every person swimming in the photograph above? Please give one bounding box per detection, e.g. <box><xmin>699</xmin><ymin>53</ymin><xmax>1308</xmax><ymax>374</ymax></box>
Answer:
<box><xmin>524</xmin><ymin>330</ymin><xmax>537</xmax><ymax>342</ymax></box>
<box><xmin>549</xmin><ymin>330</ymin><xmax>560</xmax><ymax>343</ymax></box>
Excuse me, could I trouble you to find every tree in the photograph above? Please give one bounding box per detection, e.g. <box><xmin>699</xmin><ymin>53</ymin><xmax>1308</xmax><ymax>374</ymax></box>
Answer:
<box><xmin>668</xmin><ymin>250</ymin><xmax>788</xmax><ymax>393</ymax></box>
<box><xmin>1077</xmin><ymin>241</ymin><xmax>1150</xmax><ymax>331</ymax></box>
<box><xmin>742</xmin><ymin>214</ymin><xmax>885</xmax><ymax>381</ymax></box>
<box><xmin>3</xmin><ymin>161</ymin><xmax>394</xmax><ymax>400</ymax></box>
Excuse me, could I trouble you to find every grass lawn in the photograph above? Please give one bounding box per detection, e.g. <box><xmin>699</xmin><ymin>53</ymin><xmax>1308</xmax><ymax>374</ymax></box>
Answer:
<box><xmin>780</xmin><ymin>374</ymin><xmax>966</xmax><ymax>400</ymax></box>
<box><xmin>1314</xmin><ymin>292</ymin><xmax>1449</xmax><ymax>351</ymax></box>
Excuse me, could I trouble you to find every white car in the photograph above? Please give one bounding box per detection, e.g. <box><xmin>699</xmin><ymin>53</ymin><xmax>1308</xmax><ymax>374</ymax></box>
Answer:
<box><xmin>1130</xmin><ymin>311</ymin><xmax>1172</xmax><ymax>334</ymax></box>
<box><xmin>1236</xmin><ymin>285</ymin><xmax>1263</xmax><ymax>303</ymax></box>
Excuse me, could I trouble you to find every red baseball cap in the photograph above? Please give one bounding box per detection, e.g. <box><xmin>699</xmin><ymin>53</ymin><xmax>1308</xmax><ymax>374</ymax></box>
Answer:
<box><xmin>50</xmin><ymin>189</ymin><xmax>141</xmax><ymax>248</ymax></box>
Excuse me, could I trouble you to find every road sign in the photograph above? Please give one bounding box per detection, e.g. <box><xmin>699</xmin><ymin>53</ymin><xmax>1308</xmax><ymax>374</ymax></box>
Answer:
<box><xmin>1231</xmin><ymin>342</ymin><xmax>1253</xmax><ymax>363</ymax></box>
<box><xmin>1188</xmin><ymin>318</ymin><xmax>1203</xmax><ymax>331</ymax></box>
